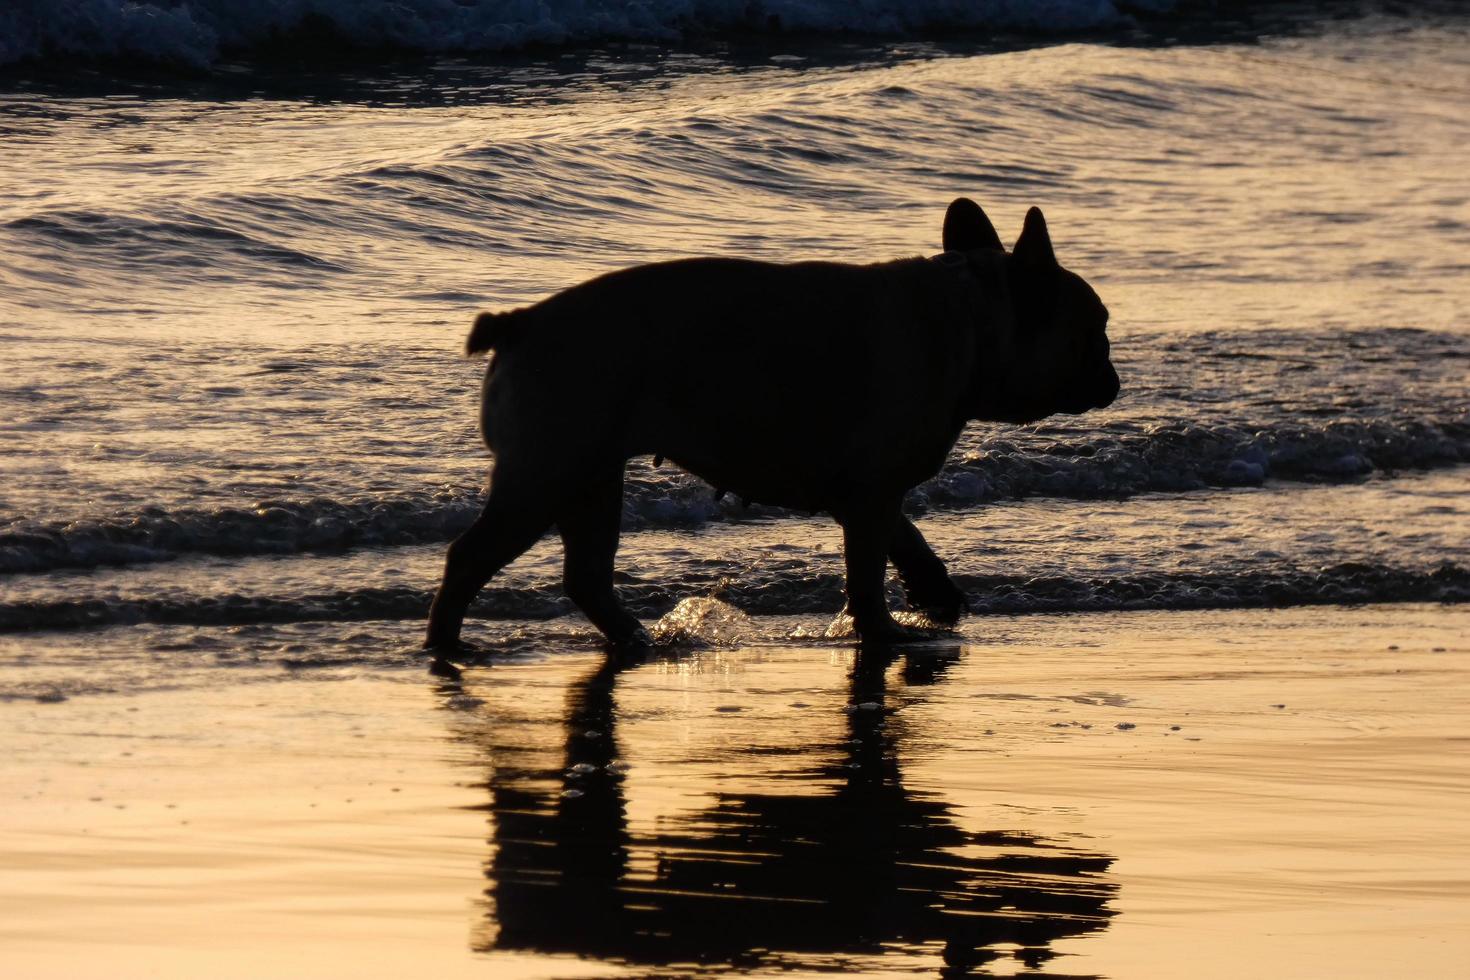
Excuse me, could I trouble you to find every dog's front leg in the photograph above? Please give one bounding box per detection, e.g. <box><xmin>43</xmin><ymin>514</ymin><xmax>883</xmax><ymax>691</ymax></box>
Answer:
<box><xmin>834</xmin><ymin>498</ymin><xmax>906</xmax><ymax>642</ymax></box>
<box><xmin>558</xmin><ymin>464</ymin><xmax>651</xmax><ymax>649</ymax></box>
<box><xmin>890</xmin><ymin>517</ymin><xmax>967</xmax><ymax>626</ymax></box>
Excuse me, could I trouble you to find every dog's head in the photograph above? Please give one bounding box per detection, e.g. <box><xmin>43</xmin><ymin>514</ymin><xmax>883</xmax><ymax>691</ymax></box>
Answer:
<box><xmin>942</xmin><ymin>198</ymin><xmax>1120</xmax><ymax>425</ymax></box>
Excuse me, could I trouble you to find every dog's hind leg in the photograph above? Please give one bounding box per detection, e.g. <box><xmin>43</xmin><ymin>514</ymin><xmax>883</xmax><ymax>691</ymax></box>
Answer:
<box><xmin>558</xmin><ymin>465</ymin><xmax>650</xmax><ymax>648</ymax></box>
<box><xmin>889</xmin><ymin>516</ymin><xmax>966</xmax><ymax>626</ymax></box>
<box><xmin>425</xmin><ymin>472</ymin><xmax>554</xmax><ymax>650</ymax></box>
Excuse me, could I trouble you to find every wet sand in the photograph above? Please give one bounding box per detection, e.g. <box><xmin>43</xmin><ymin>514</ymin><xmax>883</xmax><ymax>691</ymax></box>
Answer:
<box><xmin>4</xmin><ymin>604</ymin><xmax>1467</xmax><ymax>978</ymax></box>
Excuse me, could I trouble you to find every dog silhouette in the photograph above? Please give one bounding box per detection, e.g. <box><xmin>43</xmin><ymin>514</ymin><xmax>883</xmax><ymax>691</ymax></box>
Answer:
<box><xmin>427</xmin><ymin>198</ymin><xmax>1118</xmax><ymax>648</ymax></box>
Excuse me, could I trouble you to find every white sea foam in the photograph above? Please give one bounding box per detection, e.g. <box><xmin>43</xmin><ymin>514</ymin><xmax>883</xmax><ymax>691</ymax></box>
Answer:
<box><xmin>0</xmin><ymin>414</ymin><xmax>1463</xmax><ymax>575</ymax></box>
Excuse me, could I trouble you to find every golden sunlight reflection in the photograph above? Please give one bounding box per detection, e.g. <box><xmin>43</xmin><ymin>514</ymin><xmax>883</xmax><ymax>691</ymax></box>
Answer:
<box><xmin>3</xmin><ymin>5</ymin><xmax>1468</xmax><ymax>977</ymax></box>
<box><xmin>3</xmin><ymin>608</ymin><xmax>1468</xmax><ymax>977</ymax></box>
<box><xmin>454</xmin><ymin>644</ymin><xmax>1117</xmax><ymax>975</ymax></box>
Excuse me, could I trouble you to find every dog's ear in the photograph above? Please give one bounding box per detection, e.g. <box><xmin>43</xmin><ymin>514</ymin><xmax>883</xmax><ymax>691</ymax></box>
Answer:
<box><xmin>1012</xmin><ymin>206</ymin><xmax>1057</xmax><ymax>268</ymax></box>
<box><xmin>943</xmin><ymin>197</ymin><xmax>1004</xmax><ymax>252</ymax></box>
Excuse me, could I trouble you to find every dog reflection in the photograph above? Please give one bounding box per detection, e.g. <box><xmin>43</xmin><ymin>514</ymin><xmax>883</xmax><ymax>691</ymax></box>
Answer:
<box><xmin>463</xmin><ymin>651</ymin><xmax>1116</xmax><ymax>975</ymax></box>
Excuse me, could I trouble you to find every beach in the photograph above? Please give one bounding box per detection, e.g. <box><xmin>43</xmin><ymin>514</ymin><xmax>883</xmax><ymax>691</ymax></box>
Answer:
<box><xmin>5</xmin><ymin>605</ymin><xmax>1467</xmax><ymax>977</ymax></box>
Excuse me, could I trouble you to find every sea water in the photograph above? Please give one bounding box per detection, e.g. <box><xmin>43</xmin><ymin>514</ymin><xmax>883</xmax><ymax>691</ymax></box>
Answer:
<box><xmin>1</xmin><ymin>3</ymin><xmax>1466</xmax><ymax>685</ymax></box>
<box><xmin>3</xmin><ymin>4</ymin><xmax>1470</xmax><ymax>977</ymax></box>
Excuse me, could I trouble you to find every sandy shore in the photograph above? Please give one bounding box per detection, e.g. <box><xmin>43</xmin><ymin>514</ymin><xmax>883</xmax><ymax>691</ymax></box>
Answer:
<box><xmin>4</xmin><ymin>604</ymin><xmax>1466</xmax><ymax>978</ymax></box>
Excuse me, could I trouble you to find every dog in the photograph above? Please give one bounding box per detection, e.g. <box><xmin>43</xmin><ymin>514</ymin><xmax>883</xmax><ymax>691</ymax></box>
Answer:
<box><xmin>426</xmin><ymin>198</ymin><xmax>1118</xmax><ymax>649</ymax></box>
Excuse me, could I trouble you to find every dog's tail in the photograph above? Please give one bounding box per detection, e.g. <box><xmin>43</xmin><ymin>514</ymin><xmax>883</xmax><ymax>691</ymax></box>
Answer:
<box><xmin>465</xmin><ymin>310</ymin><xmax>525</xmax><ymax>357</ymax></box>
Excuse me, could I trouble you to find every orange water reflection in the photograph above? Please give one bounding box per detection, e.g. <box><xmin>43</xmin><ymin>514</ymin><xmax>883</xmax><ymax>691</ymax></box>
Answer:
<box><xmin>447</xmin><ymin>648</ymin><xmax>1117</xmax><ymax>976</ymax></box>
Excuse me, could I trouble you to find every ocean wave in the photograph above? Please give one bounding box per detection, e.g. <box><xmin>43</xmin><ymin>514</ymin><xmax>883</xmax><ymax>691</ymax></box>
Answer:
<box><xmin>5</xmin><ymin>209</ymin><xmax>349</xmax><ymax>284</ymax></box>
<box><xmin>917</xmin><ymin>415</ymin><xmax>1470</xmax><ymax>509</ymax></box>
<box><xmin>0</xmin><ymin>416</ymin><xmax>1464</xmax><ymax>576</ymax></box>
<box><xmin>0</xmin><ymin>487</ymin><xmax>486</xmax><ymax>575</ymax></box>
<box><xmin>0</xmin><ymin>0</ymin><xmax>1161</xmax><ymax>69</ymax></box>
<box><xmin>1</xmin><ymin>560</ymin><xmax>1462</xmax><ymax>632</ymax></box>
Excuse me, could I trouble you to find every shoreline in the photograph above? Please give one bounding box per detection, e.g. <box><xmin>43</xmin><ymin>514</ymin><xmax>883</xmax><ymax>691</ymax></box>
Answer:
<box><xmin>4</xmin><ymin>603</ymin><xmax>1466</xmax><ymax>977</ymax></box>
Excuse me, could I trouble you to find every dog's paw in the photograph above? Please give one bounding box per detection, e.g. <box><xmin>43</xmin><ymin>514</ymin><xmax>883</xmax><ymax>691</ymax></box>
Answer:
<box><xmin>608</xmin><ymin>623</ymin><xmax>654</xmax><ymax>650</ymax></box>
<box><xmin>863</xmin><ymin>614</ymin><xmax>950</xmax><ymax>646</ymax></box>
<box><xmin>830</xmin><ymin>611</ymin><xmax>944</xmax><ymax>646</ymax></box>
<box><xmin>911</xmin><ymin>604</ymin><xmax>964</xmax><ymax>628</ymax></box>
<box><xmin>421</xmin><ymin>637</ymin><xmax>494</xmax><ymax>665</ymax></box>
<box><xmin>427</xmin><ymin>656</ymin><xmax>464</xmax><ymax>681</ymax></box>
<box><xmin>900</xmin><ymin>584</ymin><xmax>968</xmax><ymax>627</ymax></box>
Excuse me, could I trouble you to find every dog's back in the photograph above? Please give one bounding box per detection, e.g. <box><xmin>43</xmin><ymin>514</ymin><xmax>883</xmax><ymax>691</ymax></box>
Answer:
<box><xmin>472</xmin><ymin>256</ymin><xmax>985</xmax><ymax>507</ymax></box>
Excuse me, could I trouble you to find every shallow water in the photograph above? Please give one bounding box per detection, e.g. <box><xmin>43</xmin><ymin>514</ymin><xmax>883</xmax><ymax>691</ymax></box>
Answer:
<box><xmin>4</xmin><ymin>606</ymin><xmax>1467</xmax><ymax>978</ymax></box>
